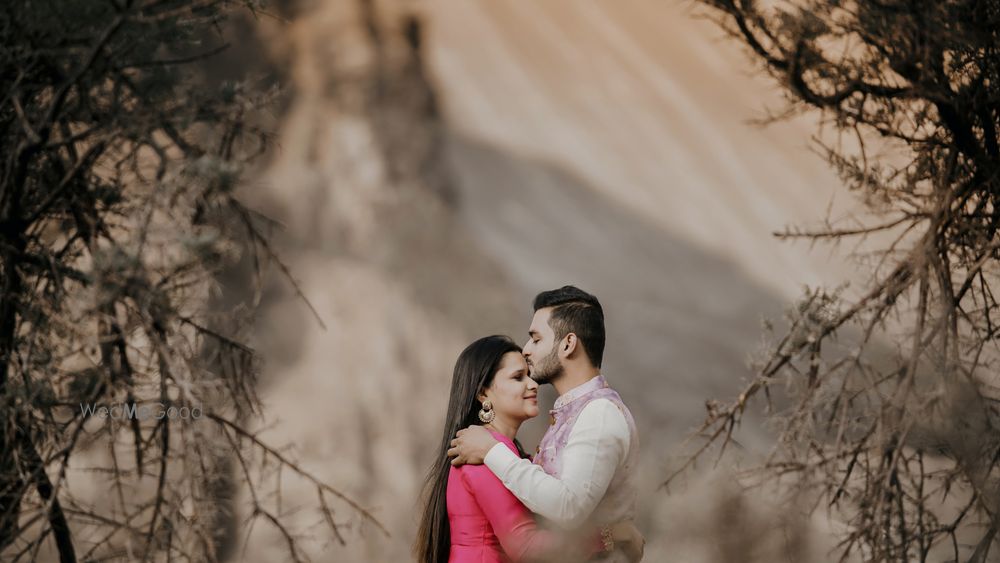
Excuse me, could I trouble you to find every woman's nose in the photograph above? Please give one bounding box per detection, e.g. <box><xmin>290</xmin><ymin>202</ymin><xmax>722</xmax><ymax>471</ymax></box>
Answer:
<box><xmin>527</xmin><ymin>377</ymin><xmax>538</xmax><ymax>390</ymax></box>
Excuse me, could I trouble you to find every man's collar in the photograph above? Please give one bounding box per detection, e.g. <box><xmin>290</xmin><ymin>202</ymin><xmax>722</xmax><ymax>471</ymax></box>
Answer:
<box><xmin>553</xmin><ymin>374</ymin><xmax>608</xmax><ymax>410</ymax></box>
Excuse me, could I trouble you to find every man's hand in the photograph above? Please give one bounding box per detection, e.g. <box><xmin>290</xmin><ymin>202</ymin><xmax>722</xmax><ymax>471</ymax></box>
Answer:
<box><xmin>446</xmin><ymin>425</ymin><xmax>499</xmax><ymax>466</ymax></box>
<box><xmin>611</xmin><ymin>520</ymin><xmax>645</xmax><ymax>562</ymax></box>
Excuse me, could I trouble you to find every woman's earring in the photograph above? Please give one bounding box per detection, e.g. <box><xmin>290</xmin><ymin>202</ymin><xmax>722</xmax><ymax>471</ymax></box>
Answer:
<box><xmin>478</xmin><ymin>400</ymin><xmax>495</xmax><ymax>423</ymax></box>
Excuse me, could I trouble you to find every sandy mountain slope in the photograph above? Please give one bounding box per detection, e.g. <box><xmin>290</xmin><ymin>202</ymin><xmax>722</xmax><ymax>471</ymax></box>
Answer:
<box><xmin>237</xmin><ymin>1</ymin><xmax>864</xmax><ymax>560</ymax></box>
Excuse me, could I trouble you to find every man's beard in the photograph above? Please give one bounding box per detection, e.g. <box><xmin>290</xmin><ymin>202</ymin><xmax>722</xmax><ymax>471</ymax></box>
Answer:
<box><xmin>530</xmin><ymin>347</ymin><xmax>563</xmax><ymax>384</ymax></box>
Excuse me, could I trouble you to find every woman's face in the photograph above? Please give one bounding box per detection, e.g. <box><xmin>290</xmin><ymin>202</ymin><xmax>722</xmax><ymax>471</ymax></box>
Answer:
<box><xmin>483</xmin><ymin>352</ymin><xmax>539</xmax><ymax>421</ymax></box>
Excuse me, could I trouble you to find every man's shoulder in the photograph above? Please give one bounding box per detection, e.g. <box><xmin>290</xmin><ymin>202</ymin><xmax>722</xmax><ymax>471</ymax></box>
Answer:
<box><xmin>579</xmin><ymin>396</ymin><xmax>621</xmax><ymax>414</ymax></box>
<box><xmin>576</xmin><ymin>398</ymin><xmax>631</xmax><ymax>435</ymax></box>
<box><xmin>581</xmin><ymin>392</ymin><xmax>634</xmax><ymax>421</ymax></box>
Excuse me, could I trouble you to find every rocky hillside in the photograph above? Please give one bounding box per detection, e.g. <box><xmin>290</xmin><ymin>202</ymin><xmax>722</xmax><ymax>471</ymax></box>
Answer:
<box><xmin>237</xmin><ymin>1</ymin><xmax>861</xmax><ymax>561</ymax></box>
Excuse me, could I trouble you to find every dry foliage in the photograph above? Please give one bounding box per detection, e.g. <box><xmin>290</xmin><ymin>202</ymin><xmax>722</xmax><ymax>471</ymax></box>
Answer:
<box><xmin>0</xmin><ymin>1</ymin><xmax>383</xmax><ymax>561</ymax></box>
<box><xmin>672</xmin><ymin>1</ymin><xmax>1000</xmax><ymax>561</ymax></box>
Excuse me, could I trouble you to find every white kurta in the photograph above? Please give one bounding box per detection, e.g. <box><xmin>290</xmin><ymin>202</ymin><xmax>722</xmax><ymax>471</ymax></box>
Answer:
<box><xmin>484</xmin><ymin>397</ymin><xmax>637</xmax><ymax>538</ymax></box>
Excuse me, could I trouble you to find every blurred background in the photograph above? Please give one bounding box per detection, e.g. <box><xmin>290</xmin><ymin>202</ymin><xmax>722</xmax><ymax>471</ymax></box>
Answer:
<box><xmin>226</xmin><ymin>0</ymin><xmax>864</xmax><ymax>560</ymax></box>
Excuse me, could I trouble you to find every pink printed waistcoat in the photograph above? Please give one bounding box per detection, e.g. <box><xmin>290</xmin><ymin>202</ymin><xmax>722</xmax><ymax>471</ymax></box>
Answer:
<box><xmin>534</xmin><ymin>375</ymin><xmax>638</xmax><ymax>480</ymax></box>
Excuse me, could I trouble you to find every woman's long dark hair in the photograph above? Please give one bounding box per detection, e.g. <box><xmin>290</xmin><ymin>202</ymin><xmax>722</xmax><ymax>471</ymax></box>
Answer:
<box><xmin>414</xmin><ymin>335</ymin><xmax>523</xmax><ymax>563</ymax></box>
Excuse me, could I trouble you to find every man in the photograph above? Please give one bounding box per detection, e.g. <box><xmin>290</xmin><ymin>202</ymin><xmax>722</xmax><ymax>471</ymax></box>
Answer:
<box><xmin>448</xmin><ymin>286</ymin><xmax>641</xmax><ymax>561</ymax></box>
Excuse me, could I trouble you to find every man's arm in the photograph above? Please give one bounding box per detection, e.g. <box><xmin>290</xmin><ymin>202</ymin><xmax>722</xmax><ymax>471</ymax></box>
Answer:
<box><xmin>484</xmin><ymin>399</ymin><xmax>630</xmax><ymax>529</ymax></box>
<box><xmin>448</xmin><ymin>425</ymin><xmax>499</xmax><ymax>466</ymax></box>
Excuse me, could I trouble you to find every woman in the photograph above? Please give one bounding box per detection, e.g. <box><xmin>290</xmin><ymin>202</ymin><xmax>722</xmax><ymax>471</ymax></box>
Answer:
<box><xmin>415</xmin><ymin>335</ymin><xmax>642</xmax><ymax>563</ymax></box>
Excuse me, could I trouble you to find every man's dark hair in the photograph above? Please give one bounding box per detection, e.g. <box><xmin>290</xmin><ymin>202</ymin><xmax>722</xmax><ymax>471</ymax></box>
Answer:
<box><xmin>533</xmin><ymin>285</ymin><xmax>605</xmax><ymax>368</ymax></box>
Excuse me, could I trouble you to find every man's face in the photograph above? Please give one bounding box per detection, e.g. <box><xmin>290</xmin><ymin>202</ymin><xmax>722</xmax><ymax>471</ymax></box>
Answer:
<box><xmin>523</xmin><ymin>308</ymin><xmax>564</xmax><ymax>384</ymax></box>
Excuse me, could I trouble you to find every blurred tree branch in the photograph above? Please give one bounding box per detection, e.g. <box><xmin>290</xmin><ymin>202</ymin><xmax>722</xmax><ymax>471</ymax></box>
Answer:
<box><xmin>0</xmin><ymin>0</ymin><xmax>384</xmax><ymax>560</ymax></box>
<box><xmin>673</xmin><ymin>0</ymin><xmax>1000</xmax><ymax>560</ymax></box>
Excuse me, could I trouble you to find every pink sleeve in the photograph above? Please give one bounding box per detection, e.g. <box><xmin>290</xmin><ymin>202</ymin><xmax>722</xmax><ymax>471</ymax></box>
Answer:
<box><xmin>458</xmin><ymin>448</ymin><xmax>604</xmax><ymax>562</ymax></box>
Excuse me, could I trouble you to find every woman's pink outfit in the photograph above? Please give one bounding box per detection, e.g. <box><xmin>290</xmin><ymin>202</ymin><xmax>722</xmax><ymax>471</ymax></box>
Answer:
<box><xmin>446</xmin><ymin>430</ymin><xmax>593</xmax><ymax>562</ymax></box>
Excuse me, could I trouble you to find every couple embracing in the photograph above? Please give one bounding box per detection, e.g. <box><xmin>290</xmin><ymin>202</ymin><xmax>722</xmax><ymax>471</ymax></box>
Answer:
<box><xmin>415</xmin><ymin>286</ymin><xmax>643</xmax><ymax>563</ymax></box>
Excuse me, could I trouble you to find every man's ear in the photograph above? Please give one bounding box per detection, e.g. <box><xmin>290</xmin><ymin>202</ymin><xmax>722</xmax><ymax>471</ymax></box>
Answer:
<box><xmin>561</xmin><ymin>333</ymin><xmax>579</xmax><ymax>358</ymax></box>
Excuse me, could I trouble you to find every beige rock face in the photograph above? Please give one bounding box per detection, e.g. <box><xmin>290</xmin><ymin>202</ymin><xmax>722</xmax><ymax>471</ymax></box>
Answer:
<box><xmin>238</xmin><ymin>1</ymin><xmax>861</xmax><ymax>561</ymax></box>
